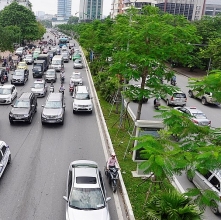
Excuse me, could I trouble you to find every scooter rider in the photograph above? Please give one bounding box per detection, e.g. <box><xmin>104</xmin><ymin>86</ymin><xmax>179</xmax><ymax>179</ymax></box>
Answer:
<box><xmin>50</xmin><ymin>81</ymin><xmax>54</xmax><ymax>92</ymax></box>
<box><xmin>171</xmin><ymin>75</ymin><xmax>176</xmax><ymax>85</ymax></box>
<box><xmin>107</xmin><ymin>152</ymin><xmax>120</xmax><ymax>170</ymax></box>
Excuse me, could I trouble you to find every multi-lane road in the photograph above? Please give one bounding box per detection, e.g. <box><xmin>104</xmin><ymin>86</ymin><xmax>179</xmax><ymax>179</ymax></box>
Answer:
<box><xmin>0</xmin><ymin>33</ymin><xmax>126</xmax><ymax>220</ymax></box>
<box><xmin>128</xmin><ymin>73</ymin><xmax>221</xmax><ymax>219</ymax></box>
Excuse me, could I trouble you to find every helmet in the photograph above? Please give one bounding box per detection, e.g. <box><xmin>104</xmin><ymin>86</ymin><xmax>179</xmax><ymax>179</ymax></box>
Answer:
<box><xmin>111</xmin><ymin>152</ymin><xmax>116</xmax><ymax>157</ymax></box>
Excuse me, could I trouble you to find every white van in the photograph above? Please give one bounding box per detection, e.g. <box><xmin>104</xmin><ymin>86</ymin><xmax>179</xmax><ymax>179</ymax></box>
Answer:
<box><xmin>0</xmin><ymin>141</ymin><xmax>11</xmax><ymax>178</ymax></box>
<box><xmin>51</xmin><ymin>55</ymin><xmax>64</xmax><ymax>72</ymax></box>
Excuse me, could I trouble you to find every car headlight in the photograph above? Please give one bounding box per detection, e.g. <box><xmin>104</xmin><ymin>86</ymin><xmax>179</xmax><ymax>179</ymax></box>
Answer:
<box><xmin>42</xmin><ymin>114</ymin><xmax>47</xmax><ymax>118</ymax></box>
<box><xmin>57</xmin><ymin>113</ymin><xmax>63</xmax><ymax>118</ymax></box>
<box><xmin>9</xmin><ymin>112</ymin><xmax>13</xmax><ymax>117</ymax></box>
<box><xmin>73</xmin><ymin>104</ymin><xmax>78</xmax><ymax>108</ymax></box>
<box><xmin>24</xmin><ymin>114</ymin><xmax>29</xmax><ymax>117</ymax></box>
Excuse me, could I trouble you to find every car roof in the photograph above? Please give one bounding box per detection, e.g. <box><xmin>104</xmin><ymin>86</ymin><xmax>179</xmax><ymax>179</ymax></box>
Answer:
<box><xmin>19</xmin><ymin>92</ymin><xmax>32</xmax><ymax>100</ymax></box>
<box><xmin>46</xmin><ymin>92</ymin><xmax>62</xmax><ymax>101</ymax></box>
<box><xmin>72</xmin><ymin>72</ymin><xmax>81</xmax><ymax>75</ymax></box>
<box><xmin>34</xmin><ymin>79</ymin><xmax>45</xmax><ymax>84</ymax></box>
<box><xmin>0</xmin><ymin>84</ymin><xmax>13</xmax><ymax>89</ymax></box>
<box><xmin>183</xmin><ymin>107</ymin><xmax>203</xmax><ymax>113</ymax></box>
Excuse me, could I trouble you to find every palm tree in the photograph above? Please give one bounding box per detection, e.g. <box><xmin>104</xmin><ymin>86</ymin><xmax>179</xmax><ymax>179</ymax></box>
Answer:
<box><xmin>145</xmin><ymin>190</ymin><xmax>202</xmax><ymax>220</ymax></box>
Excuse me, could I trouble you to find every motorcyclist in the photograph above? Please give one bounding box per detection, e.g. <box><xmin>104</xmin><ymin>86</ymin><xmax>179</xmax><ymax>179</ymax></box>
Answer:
<box><xmin>106</xmin><ymin>152</ymin><xmax>120</xmax><ymax>170</ymax></box>
<box><xmin>171</xmin><ymin>75</ymin><xmax>176</xmax><ymax>85</ymax></box>
<box><xmin>50</xmin><ymin>81</ymin><xmax>54</xmax><ymax>92</ymax></box>
<box><xmin>60</xmin><ymin>70</ymin><xmax>65</xmax><ymax>81</ymax></box>
<box><xmin>59</xmin><ymin>83</ymin><xmax>65</xmax><ymax>93</ymax></box>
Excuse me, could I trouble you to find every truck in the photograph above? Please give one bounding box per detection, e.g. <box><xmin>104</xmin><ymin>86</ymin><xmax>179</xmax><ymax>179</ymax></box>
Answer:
<box><xmin>37</xmin><ymin>54</ymin><xmax>50</xmax><ymax>71</ymax></box>
<box><xmin>32</xmin><ymin>60</ymin><xmax>46</xmax><ymax>78</ymax></box>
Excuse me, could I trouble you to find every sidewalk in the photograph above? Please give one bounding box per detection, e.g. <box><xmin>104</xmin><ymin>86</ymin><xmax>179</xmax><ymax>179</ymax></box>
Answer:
<box><xmin>0</xmin><ymin>51</ymin><xmax>18</xmax><ymax>61</ymax></box>
<box><xmin>172</xmin><ymin>66</ymin><xmax>207</xmax><ymax>78</ymax></box>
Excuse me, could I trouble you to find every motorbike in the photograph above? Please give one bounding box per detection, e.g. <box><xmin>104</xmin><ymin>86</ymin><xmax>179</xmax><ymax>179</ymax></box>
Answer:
<box><xmin>105</xmin><ymin>167</ymin><xmax>119</xmax><ymax>193</ymax></box>
<box><xmin>49</xmin><ymin>84</ymin><xmax>54</xmax><ymax>93</ymax></box>
<box><xmin>69</xmin><ymin>86</ymin><xmax>74</xmax><ymax>95</ymax></box>
<box><xmin>59</xmin><ymin>88</ymin><xmax>65</xmax><ymax>95</ymax></box>
<box><xmin>170</xmin><ymin>79</ymin><xmax>176</xmax><ymax>86</ymax></box>
<box><xmin>60</xmin><ymin>75</ymin><xmax>65</xmax><ymax>83</ymax></box>
<box><xmin>0</xmin><ymin>75</ymin><xmax>7</xmax><ymax>84</ymax></box>
<box><xmin>154</xmin><ymin>99</ymin><xmax>161</xmax><ymax>110</ymax></box>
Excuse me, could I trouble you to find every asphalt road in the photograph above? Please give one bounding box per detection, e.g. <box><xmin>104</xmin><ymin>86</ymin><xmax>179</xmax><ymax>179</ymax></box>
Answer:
<box><xmin>128</xmin><ymin>74</ymin><xmax>221</xmax><ymax>219</ymax></box>
<box><xmin>0</xmin><ymin>33</ymin><xmax>122</xmax><ymax>220</ymax></box>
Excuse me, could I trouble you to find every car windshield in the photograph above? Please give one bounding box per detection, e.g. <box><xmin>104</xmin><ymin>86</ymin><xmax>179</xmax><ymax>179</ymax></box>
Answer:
<box><xmin>75</xmin><ymin>93</ymin><xmax>90</xmax><ymax>100</ymax></box>
<box><xmin>192</xmin><ymin>113</ymin><xmax>207</xmax><ymax>119</ymax></box>
<box><xmin>174</xmin><ymin>93</ymin><xmax>186</xmax><ymax>98</ymax></box>
<box><xmin>0</xmin><ymin>88</ymin><xmax>11</xmax><ymax>95</ymax></box>
<box><xmin>74</xmin><ymin>53</ymin><xmax>81</xmax><ymax>57</ymax></box>
<box><xmin>71</xmin><ymin>74</ymin><xmax>81</xmax><ymax>79</ymax></box>
<box><xmin>33</xmin><ymin>66</ymin><xmax>41</xmax><ymax>70</ymax></box>
<box><xmin>17</xmin><ymin>48</ymin><xmax>23</xmax><ymax>51</ymax></box>
<box><xmin>45</xmin><ymin>101</ymin><xmax>62</xmax><ymax>109</ymax></box>
<box><xmin>19</xmin><ymin>63</ymin><xmax>26</xmax><ymax>66</ymax></box>
<box><xmin>33</xmin><ymin>83</ymin><xmax>44</xmax><ymax>89</ymax></box>
<box><xmin>25</xmin><ymin>55</ymin><xmax>32</xmax><ymax>58</ymax></box>
<box><xmin>47</xmin><ymin>70</ymin><xmax>55</xmax><ymax>75</ymax></box>
<box><xmin>69</xmin><ymin>188</ymin><xmax>105</xmax><ymax>210</ymax></box>
<box><xmin>52</xmin><ymin>60</ymin><xmax>61</xmax><ymax>65</ymax></box>
<box><xmin>14</xmin><ymin>100</ymin><xmax>30</xmax><ymax>108</ymax></box>
<box><xmin>62</xmin><ymin>53</ymin><xmax>68</xmax><ymax>56</ymax></box>
<box><xmin>14</xmin><ymin>70</ymin><xmax>24</xmax><ymax>76</ymax></box>
<box><xmin>75</xmin><ymin>60</ymin><xmax>82</xmax><ymax>64</ymax></box>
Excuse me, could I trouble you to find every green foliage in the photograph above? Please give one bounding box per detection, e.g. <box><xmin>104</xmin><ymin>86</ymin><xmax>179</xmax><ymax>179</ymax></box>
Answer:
<box><xmin>145</xmin><ymin>189</ymin><xmax>202</xmax><ymax>220</ymax></box>
<box><xmin>0</xmin><ymin>2</ymin><xmax>41</xmax><ymax>41</ymax></box>
<box><xmin>67</xmin><ymin>16</ymin><xmax>79</xmax><ymax>24</ymax></box>
<box><xmin>40</xmin><ymin>20</ymin><xmax>52</xmax><ymax>28</ymax></box>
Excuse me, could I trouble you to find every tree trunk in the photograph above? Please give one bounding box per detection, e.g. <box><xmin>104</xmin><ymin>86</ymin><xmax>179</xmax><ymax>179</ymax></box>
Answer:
<box><xmin>136</xmin><ymin>68</ymin><xmax>148</xmax><ymax>120</ymax></box>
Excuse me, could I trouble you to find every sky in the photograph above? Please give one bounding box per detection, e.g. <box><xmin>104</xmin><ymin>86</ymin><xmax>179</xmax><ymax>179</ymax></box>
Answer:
<box><xmin>29</xmin><ymin>0</ymin><xmax>112</xmax><ymax>17</ymax></box>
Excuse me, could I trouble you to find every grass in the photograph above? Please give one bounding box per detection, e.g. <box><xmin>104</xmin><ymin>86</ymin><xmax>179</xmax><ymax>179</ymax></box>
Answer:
<box><xmin>98</xmin><ymin>92</ymin><xmax>154</xmax><ymax>220</ymax></box>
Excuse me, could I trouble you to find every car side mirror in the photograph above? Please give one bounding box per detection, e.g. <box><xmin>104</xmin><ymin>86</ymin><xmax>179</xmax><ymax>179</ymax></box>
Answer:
<box><xmin>11</xmin><ymin>104</ymin><xmax>14</xmax><ymax>107</ymax></box>
<box><xmin>106</xmin><ymin>197</ymin><xmax>111</xmax><ymax>202</ymax></box>
<box><xmin>41</xmin><ymin>105</ymin><xmax>44</xmax><ymax>107</ymax></box>
<box><xmin>63</xmin><ymin>196</ymin><xmax>68</xmax><ymax>202</ymax></box>
<box><xmin>0</xmin><ymin>164</ymin><xmax>3</xmax><ymax>168</ymax></box>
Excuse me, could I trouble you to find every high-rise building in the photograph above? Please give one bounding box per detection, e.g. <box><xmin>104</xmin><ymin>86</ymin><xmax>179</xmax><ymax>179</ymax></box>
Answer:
<box><xmin>111</xmin><ymin>0</ymin><xmax>206</xmax><ymax>21</ymax></box>
<box><xmin>57</xmin><ymin>0</ymin><xmax>72</xmax><ymax>20</ymax></box>
<box><xmin>79</xmin><ymin>0</ymin><xmax>103</xmax><ymax>21</ymax></box>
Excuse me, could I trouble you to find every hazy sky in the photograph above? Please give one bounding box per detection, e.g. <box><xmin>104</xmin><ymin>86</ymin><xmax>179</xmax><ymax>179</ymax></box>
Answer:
<box><xmin>29</xmin><ymin>0</ymin><xmax>112</xmax><ymax>16</ymax></box>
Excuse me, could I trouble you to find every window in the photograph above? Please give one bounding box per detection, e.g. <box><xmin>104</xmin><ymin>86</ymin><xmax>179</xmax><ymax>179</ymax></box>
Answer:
<box><xmin>205</xmin><ymin>11</ymin><xmax>213</xmax><ymax>16</ymax></box>
<box><xmin>76</xmin><ymin>176</ymin><xmax>96</xmax><ymax>184</ymax></box>
<box><xmin>1</xmin><ymin>146</ymin><xmax>6</xmax><ymax>155</ymax></box>
<box><xmin>209</xmin><ymin>176</ymin><xmax>220</xmax><ymax>191</ymax></box>
<box><xmin>202</xmin><ymin>170</ymin><xmax>212</xmax><ymax>179</ymax></box>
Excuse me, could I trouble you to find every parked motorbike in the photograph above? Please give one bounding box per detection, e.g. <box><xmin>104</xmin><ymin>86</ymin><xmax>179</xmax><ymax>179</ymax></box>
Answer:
<box><xmin>105</xmin><ymin>167</ymin><xmax>119</xmax><ymax>193</ymax></box>
<box><xmin>154</xmin><ymin>99</ymin><xmax>161</xmax><ymax>110</ymax></box>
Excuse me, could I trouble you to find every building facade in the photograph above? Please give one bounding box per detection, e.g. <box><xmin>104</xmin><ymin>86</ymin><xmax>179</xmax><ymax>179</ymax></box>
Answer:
<box><xmin>57</xmin><ymin>0</ymin><xmax>72</xmax><ymax>20</ymax></box>
<box><xmin>204</xmin><ymin>0</ymin><xmax>221</xmax><ymax>16</ymax></box>
<box><xmin>111</xmin><ymin>0</ymin><xmax>206</xmax><ymax>21</ymax></box>
<box><xmin>79</xmin><ymin>0</ymin><xmax>103</xmax><ymax>21</ymax></box>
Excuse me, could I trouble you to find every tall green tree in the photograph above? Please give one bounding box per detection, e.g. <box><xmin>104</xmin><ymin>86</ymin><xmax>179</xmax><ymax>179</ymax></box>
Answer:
<box><xmin>0</xmin><ymin>2</ymin><xmax>40</xmax><ymax>41</ymax></box>
<box><xmin>67</xmin><ymin>16</ymin><xmax>79</xmax><ymax>24</ymax></box>
<box><xmin>109</xmin><ymin>6</ymin><xmax>199</xmax><ymax>120</ymax></box>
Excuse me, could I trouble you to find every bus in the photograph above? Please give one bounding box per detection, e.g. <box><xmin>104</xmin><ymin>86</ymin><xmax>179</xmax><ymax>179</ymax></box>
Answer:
<box><xmin>58</xmin><ymin>38</ymin><xmax>68</xmax><ymax>48</ymax></box>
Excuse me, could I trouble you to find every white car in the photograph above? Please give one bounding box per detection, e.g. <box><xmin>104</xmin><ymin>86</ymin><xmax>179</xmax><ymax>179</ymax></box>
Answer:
<box><xmin>174</xmin><ymin>106</ymin><xmax>211</xmax><ymax>126</ymax></box>
<box><xmin>73</xmin><ymin>59</ymin><xmax>83</xmax><ymax>69</ymax></box>
<box><xmin>0</xmin><ymin>140</ymin><xmax>11</xmax><ymax>178</ymax></box>
<box><xmin>31</xmin><ymin>79</ymin><xmax>47</xmax><ymax>97</ymax></box>
<box><xmin>23</xmin><ymin>54</ymin><xmax>34</xmax><ymax>64</ymax></box>
<box><xmin>0</xmin><ymin>84</ymin><xmax>17</xmax><ymax>104</ymax></box>
<box><xmin>70</xmin><ymin>72</ymin><xmax>83</xmax><ymax>85</ymax></box>
<box><xmin>63</xmin><ymin>160</ymin><xmax>111</xmax><ymax>220</ymax></box>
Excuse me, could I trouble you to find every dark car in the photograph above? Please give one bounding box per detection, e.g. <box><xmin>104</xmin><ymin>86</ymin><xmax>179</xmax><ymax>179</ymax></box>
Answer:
<box><xmin>9</xmin><ymin>92</ymin><xmax>37</xmax><ymax>124</ymax></box>
<box><xmin>11</xmin><ymin>69</ymin><xmax>29</xmax><ymax>85</ymax></box>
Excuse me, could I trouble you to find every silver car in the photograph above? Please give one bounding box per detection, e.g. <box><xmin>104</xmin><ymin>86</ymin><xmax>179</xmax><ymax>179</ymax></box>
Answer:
<box><xmin>70</xmin><ymin>72</ymin><xmax>83</xmax><ymax>85</ymax></box>
<box><xmin>174</xmin><ymin>106</ymin><xmax>211</xmax><ymax>126</ymax></box>
<box><xmin>164</xmin><ymin>91</ymin><xmax>187</xmax><ymax>106</ymax></box>
<box><xmin>45</xmin><ymin>69</ymin><xmax>57</xmax><ymax>82</ymax></box>
<box><xmin>187</xmin><ymin>169</ymin><xmax>221</xmax><ymax>215</ymax></box>
<box><xmin>31</xmin><ymin>79</ymin><xmax>47</xmax><ymax>97</ymax></box>
<box><xmin>24</xmin><ymin>54</ymin><xmax>34</xmax><ymax>64</ymax></box>
<box><xmin>0</xmin><ymin>140</ymin><xmax>11</xmax><ymax>178</ymax></box>
<box><xmin>63</xmin><ymin>160</ymin><xmax>111</xmax><ymax>220</ymax></box>
<box><xmin>61</xmin><ymin>52</ymin><xmax>69</xmax><ymax>63</ymax></box>
<box><xmin>73</xmin><ymin>59</ymin><xmax>83</xmax><ymax>69</ymax></box>
<box><xmin>0</xmin><ymin>85</ymin><xmax>17</xmax><ymax>104</ymax></box>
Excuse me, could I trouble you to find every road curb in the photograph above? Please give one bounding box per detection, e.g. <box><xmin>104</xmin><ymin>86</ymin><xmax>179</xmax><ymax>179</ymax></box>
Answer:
<box><xmin>80</xmin><ymin>46</ymin><xmax>135</xmax><ymax>220</ymax></box>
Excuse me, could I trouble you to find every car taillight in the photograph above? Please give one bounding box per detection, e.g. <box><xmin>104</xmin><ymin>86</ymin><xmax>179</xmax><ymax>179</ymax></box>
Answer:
<box><xmin>171</xmin><ymin>97</ymin><xmax>174</xmax><ymax>101</ymax></box>
<box><xmin>192</xmin><ymin>119</ymin><xmax>199</xmax><ymax>124</ymax></box>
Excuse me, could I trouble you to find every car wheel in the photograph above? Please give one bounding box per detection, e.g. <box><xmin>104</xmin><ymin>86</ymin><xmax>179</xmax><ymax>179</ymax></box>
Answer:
<box><xmin>28</xmin><ymin>115</ymin><xmax>33</xmax><ymax>124</ymax></box>
<box><xmin>188</xmin><ymin>91</ymin><xmax>194</xmax><ymax>98</ymax></box>
<box><xmin>166</xmin><ymin>99</ymin><xmax>170</xmax><ymax>106</ymax></box>
<box><xmin>73</xmin><ymin>110</ymin><xmax>76</xmax><ymax>114</ymax></box>
<box><xmin>41</xmin><ymin>121</ymin><xmax>45</xmax><ymax>125</ymax></box>
<box><xmin>60</xmin><ymin>118</ymin><xmax>64</xmax><ymax>125</ymax></box>
<box><xmin>7</xmin><ymin>154</ymin><xmax>11</xmax><ymax>164</ymax></box>
<box><xmin>9</xmin><ymin>119</ymin><xmax>14</xmax><ymax>125</ymax></box>
<box><xmin>210</xmin><ymin>200</ymin><xmax>219</xmax><ymax>215</ymax></box>
<box><xmin>202</xmin><ymin>97</ymin><xmax>207</xmax><ymax>105</ymax></box>
<box><xmin>11</xmin><ymin>81</ymin><xmax>13</xmax><ymax>85</ymax></box>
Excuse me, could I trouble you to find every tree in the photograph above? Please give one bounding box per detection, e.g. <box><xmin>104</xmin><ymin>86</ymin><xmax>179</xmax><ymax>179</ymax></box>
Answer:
<box><xmin>40</xmin><ymin>20</ymin><xmax>52</xmax><ymax>28</ymax></box>
<box><xmin>145</xmin><ymin>189</ymin><xmax>202</xmax><ymax>220</ymax></box>
<box><xmin>0</xmin><ymin>2</ymin><xmax>41</xmax><ymax>41</ymax></box>
<box><xmin>67</xmin><ymin>16</ymin><xmax>79</xmax><ymax>24</ymax></box>
<box><xmin>109</xmin><ymin>6</ymin><xmax>199</xmax><ymax>120</ymax></box>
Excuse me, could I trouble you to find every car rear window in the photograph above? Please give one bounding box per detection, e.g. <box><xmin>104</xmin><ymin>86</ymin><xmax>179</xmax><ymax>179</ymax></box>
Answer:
<box><xmin>173</xmin><ymin>93</ymin><xmax>186</xmax><ymax>98</ymax></box>
<box><xmin>76</xmin><ymin>177</ymin><xmax>97</xmax><ymax>184</ymax></box>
